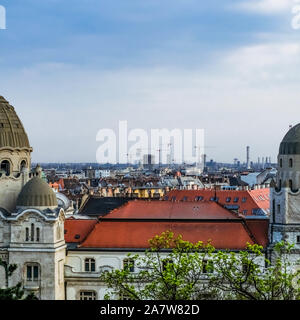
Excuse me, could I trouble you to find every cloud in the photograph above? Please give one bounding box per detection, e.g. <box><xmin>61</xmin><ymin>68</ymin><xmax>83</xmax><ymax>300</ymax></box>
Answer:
<box><xmin>2</xmin><ymin>50</ymin><xmax>299</xmax><ymax>164</ymax></box>
<box><xmin>222</xmin><ymin>42</ymin><xmax>300</xmax><ymax>82</ymax></box>
<box><xmin>233</xmin><ymin>0</ymin><xmax>293</xmax><ymax>14</ymax></box>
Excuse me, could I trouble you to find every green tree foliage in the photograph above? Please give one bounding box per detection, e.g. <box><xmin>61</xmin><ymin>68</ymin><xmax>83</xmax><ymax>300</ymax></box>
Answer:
<box><xmin>101</xmin><ymin>231</ymin><xmax>300</xmax><ymax>300</ymax></box>
<box><xmin>101</xmin><ymin>231</ymin><xmax>215</xmax><ymax>300</ymax></box>
<box><xmin>0</xmin><ymin>258</ymin><xmax>37</xmax><ymax>300</ymax></box>
<box><xmin>210</xmin><ymin>241</ymin><xmax>300</xmax><ymax>300</ymax></box>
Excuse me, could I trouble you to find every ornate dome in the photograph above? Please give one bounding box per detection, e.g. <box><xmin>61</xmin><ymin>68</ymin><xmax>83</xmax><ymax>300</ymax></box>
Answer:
<box><xmin>279</xmin><ymin>124</ymin><xmax>300</xmax><ymax>155</ymax></box>
<box><xmin>0</xmin><ymin>96</ymin><xmax>31</xmax><ymax>150</ymax></box>
<box><xmin>17</xmin><ymin>177</ymin><xmax>58</xmax><ymax>208</ymax></box>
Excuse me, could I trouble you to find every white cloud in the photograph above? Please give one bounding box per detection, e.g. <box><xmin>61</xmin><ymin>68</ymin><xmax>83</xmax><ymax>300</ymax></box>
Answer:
<box><xmin>222</xmin><ymin>42</ymin><xmax>300</xmax><ymax>81</ymax></box>
<box><xmin>234</xmin><ymin>0</ymin><xmax>293</xmax><ymax>14</ymax></box>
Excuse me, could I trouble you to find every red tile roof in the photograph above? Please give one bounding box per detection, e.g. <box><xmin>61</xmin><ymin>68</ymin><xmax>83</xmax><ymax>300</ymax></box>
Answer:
<box><xmin>243</xmin><ymin>219</ymin><xmax>269</xmax><ymax>247</ymax></box>
<box><xmin>65</xmin><ymin>199</ymin><xmax>269</xmax><ymax>250</ymax></box>
<box><xmin>79</xmin><ymin>221</ymin><xmax>256</xmax><ymax>250</ymax></box>
<box><xmin>64</xmin><ymin>219</ymin><xmax>97</xmax><ymax>243</ymax></box>
<box><xmin>165</xmin><ymin>189</ymin><xmax>270</xmax><ymax>216</ymax></box>
<box><xmin>102</xmin><ymin>200</ymin><xmax>240</xmax><ymax>220</ymax></box>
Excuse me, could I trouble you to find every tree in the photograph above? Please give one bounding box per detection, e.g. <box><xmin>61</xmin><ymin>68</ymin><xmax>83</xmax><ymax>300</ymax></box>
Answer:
<box><xmin>101</xmin><ymin>231</ymin><xmax>216</xmax><ymax>300</ymax></box>
<box><xmin>0</xmin><ymin>258</ymin><xmax>37</xmax><ymax>300</ymax></box>
<box><xmin>208</xmin><ymin>241</ymin><xmax>300</xmax><ymax>300</ymax></box>
<box><xmin>101</xmin><ymin>231</ymin><xmax>300</xmax><ymax>300</ymax></box>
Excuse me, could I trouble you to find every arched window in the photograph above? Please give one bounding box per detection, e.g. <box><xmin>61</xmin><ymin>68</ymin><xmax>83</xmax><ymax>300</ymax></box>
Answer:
<box><xmin>289</xmin><ymin>159</ymin><xmax>293</xmax><ymax>168</ymax></box>
<box><xmin>25</xmin><ymin>228</ymin><xmax>29</xmax><ymax>241</ymax></box>
<box><xmin>30</xmin><ymin>223</ymin><xmax>34</xmax><ymax>242</ymax></box>
<box><xmin>0</xmin><ymin>160</ymin><xmax>10</xmax><ymax>176</ymax></box>
<box><xmin>84</xmin><ymin>258</ymin><xmax>96</xmax><ymax>272</ymax></box>
<box><xmin>20</xmin><ymin>160</ymin><xmax>27</xmax><ymax>171</ymax></box>
<box><xmin>280</xmin><ymin>158</ymin><xmax>283</xmax><ymax>168</ymax></box>
<box><xmin>36</xmin><ymin>228</ymin><xmax>40</xmax><ymax>242</ymax></box>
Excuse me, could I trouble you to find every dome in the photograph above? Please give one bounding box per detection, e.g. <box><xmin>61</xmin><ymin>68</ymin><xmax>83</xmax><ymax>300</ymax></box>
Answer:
<box><xmin>279</xmin><ymin>124</ymin><xmax>300</xmax><ymax>155</ymax></box>
<box><xmin>17</xmin><ymin>177</ymin><xmax>58</xmax><ymax>208</ymax></box>
<box><xmin>0</xmin><ymin>96</ymin><xmax>31</xmax><ymax>150</ymax></box>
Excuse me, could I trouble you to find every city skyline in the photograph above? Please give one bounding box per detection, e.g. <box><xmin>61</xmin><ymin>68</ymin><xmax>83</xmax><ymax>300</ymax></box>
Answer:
<box><xmin>0</xmin><ymin>0</ymin><xmax>299</xmax><ymax>163</ymax></box>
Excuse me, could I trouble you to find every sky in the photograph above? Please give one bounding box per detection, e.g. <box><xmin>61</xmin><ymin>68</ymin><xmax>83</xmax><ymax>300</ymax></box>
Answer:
<box><xmin>0</xmin><ymin>0</ymin><xmax>300</xmax><ymax>163</ymax></box>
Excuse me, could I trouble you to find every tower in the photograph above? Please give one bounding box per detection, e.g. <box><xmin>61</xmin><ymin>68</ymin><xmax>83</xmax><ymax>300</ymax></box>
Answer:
<box><xmin>0</xmin><ymin>96</ymin><xmax>32</xmax><ymax>212</ymax></box>
<box><xmin>269</xmin><ymin>123</ymin><xmax>300</xmax><ymax>254</ymax></box>
<box><xmin>246</xmin><ymin>146</ymin><xmax>250</xmax><ymax>170</ymax></box>
<box><xmin>0</xmin><ymin>96</ymin><xmax>66</xmax><ymax>300</ymax></box>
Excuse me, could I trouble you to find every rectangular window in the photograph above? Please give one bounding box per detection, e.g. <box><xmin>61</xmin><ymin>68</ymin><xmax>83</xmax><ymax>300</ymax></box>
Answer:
<box><xmin>123</xmin><ymin>259</ymin><xmax>135</xmax><ymax>273</ymax></box>
<box><xmin>33</xmin><ymin>266</ymin><xmax>39</xmax><ymax>281</ymax></box>
<box><xmin>27</xmin><ymin>266</ymin><xmax>32</xmax><ymax>281</ymax></box>
<box><xmin>85</xmin><ymin>258</ymin><xmax>96</xmax><ymax>272</ymax></box>
<box><xmin>202</xmin><ymin>260</ymin><xmax>213</xmax><ymax>274</ymax></box>
<box><xmin>80</xmin><ymin>291</ymin><xmax>96</xmax><ymax>300</ymax></box>
<box><xmin>297</xmin><ymin>236</ymin><xmax>300</xmax><ymax>244</ymax></box>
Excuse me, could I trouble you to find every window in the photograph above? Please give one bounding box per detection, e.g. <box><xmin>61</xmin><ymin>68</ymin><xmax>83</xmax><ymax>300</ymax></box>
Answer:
<box><xmin>26</xmin><ymin>264</ymin><xmax>40</xmax><ymax>282</ymax></box>
<box><xmin>242</xmin><ymin>197</ymin><xmax>247</xmax><ymax>203</ymax></box>
<box><xmin>0</xmin><ymin>160</ymin><xmax>10</xmax><ymax>176</ymax></box>
<box><xmin>20</xmin><ymin>160</ymin><xmax>27</xmax><ymax>172</ymax></box>
<box><xmin>195</xmin><ymin>196</ymin><xmax>203</xmax><ymax>201</ymax></box>
<box><xmin>85</xmin><ymin>258</ymin><xmax>96</xmax><ymax>272</ymax></box>
<box><xmin>202</xmin><ymin>260</ymin><xmax>213</xmax><ymax>274</ymax></box>
<box><xmin>226</xmin><ymin>197</ymin><xmax>231</xmax><ymax>203</ymax></box>
<box><xmin>119</xmin><ymin>292</ymin><xmax>132</xmax><ymax>300</ymax></box>
<box><xmin>162</xmin><ymin>259</ymin><xmax>173</xmax><ymax>272</ymax></box>
<box><xmin>272</xmin><ymin>199</ymin><xmax>276</xmax><ymax>223</ymax></box>
<box><xmin>36</xmin><ymin>228</ymin><xmax>40</xmax><ymax>242</ymax></box>
<box><xmin>289</xmin><ymin>159</ymin><xmax>293</xmax><ymax>168</ymax></box>
<box><xmin>280</xmin><ymin>158</ymin><xmax>283</xmax><ymax>168</ymax></box>
<box><xmin>30</xmin><ymin>224</ymin><xmax>34</xmax><ymax>242</ymax></box>
<box><xmin>25</xmin><ymin>228</ymin><xmax>29</xmax><ymax>241</ymax></box>
<box><xmin>123</xmin><ymin>258</ymin><xmax>135</xmax><ymax>272</ymax></box>
<box><xmin>79</xmin><ymin>291</ymin><xmax>96</xmax><ymax>300</ymax></box>
<box><xmin>233</xmin><ymin>197</ymin><xmax>239</xmax><ymax>203</ymax></box>
<box><xmin>182</xmin><ymin>196</ymin><xmax>188</xmax><ymax>201</ymax></box>
<box><xmin>277</xmin><ymin>204</ymin><xmax>281</xmax><ymax>215</ymax></box>
<box><xmin>297</xmin><ymin>236</ymin><xmax>300</xmax><ymax>244</ymax></box>
<box><xmin>289</xmin><ymin>180</ymin><xmax>293</xmax><ymax>190</ymax></box>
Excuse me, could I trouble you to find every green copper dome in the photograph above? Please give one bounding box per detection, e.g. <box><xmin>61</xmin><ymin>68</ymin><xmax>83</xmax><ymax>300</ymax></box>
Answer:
<box><xmin>279</xmin><ymin>124</ymin><xmax>300</xmax><ymax>155</ymax></box>
<box><xmin>0</xmin><ymin>96</ymin><xmax>31</xmax><ymax>149</ymax></box>
<box><xmin>17</xmin><ymin>177</ymin><xmax>58</xmax><ymax>208</ymax></box>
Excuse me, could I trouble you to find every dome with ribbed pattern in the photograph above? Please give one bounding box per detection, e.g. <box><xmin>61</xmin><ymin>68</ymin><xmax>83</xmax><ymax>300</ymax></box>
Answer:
<box><xmin>17</xmin><ymin>177</ymin><xmax>58</xmax><ymax>208</ymax></box>
<box><xmin>0</xmin><ymin>96</ymin><xmax>31</xmax><ymax>149</ymax></box>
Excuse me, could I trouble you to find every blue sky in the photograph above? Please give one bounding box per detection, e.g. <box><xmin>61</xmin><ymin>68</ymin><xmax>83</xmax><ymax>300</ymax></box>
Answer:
<box><xmin>0</xmin><ymin>0</ymin><xmax>299</xmax><ymax>163</ymax></box>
